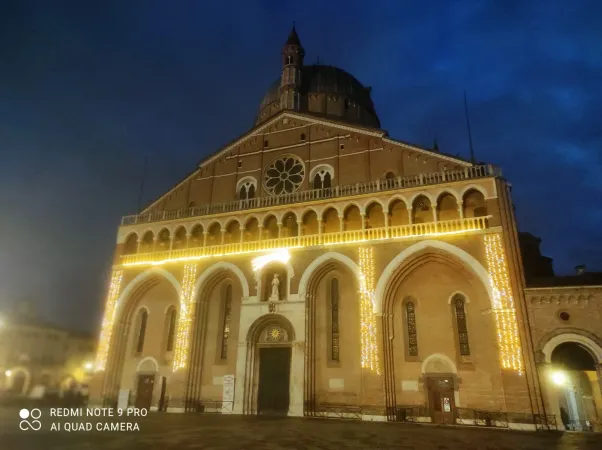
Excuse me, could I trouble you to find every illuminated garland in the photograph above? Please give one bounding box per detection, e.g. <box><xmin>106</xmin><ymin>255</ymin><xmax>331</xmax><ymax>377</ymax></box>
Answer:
<box><xmin>484</xmin><ymin>233</ymin><xmax>523</xmax><ymax>373</ymax></box>
<box><xmin>94</xmin><ymin>270</ymin><xmax>123</xmax><ymax>371</ymax></box>
<box><xmin>172</xmin><ymin>263</ymin><xmax>198</xmax><ymax>371</ymax></box>
<box><xmin>358</xmin><ymin>247</ymin><xmax>380</xmax><ymax>374</ymax></box>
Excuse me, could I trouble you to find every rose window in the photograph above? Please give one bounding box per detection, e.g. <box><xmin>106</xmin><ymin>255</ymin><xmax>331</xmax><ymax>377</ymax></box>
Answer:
<box><xmin>264</xmin><ymin>156</ymin><xmax>305</xmax><ymax>195</ymax></box>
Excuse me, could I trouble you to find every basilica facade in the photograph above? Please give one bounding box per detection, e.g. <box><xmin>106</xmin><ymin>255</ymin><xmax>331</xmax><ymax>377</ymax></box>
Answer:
<box><xmin>90</xmin><ymin>28</ymin><xmax>602</xmax><ymax>430</ymax></box>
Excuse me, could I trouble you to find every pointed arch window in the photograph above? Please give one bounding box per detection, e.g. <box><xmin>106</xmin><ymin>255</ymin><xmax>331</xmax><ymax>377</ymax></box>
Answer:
<box><xmin>220</xmin><ymin>284</ymin><xmax>233</xmax><ymax>360</ymax></box>
<box><xmin>454</xmin><ymin>296</ymin><xmax>470</xmax><ymax>356</ymax></box>
<box><xmin>330</xmin><ymin>278</ymin><xmax>340</xmax><ymax>362</ymax></box>
<box><xmin>310</xmin><ymin>165</ymin><xmax>334</xmax><ymax>190</ymax></box>
<box><xmin>237</xmin><ymin>177</ymin><xmax>257</xmax><ymax>200</ymax></box>
<box><xmin>136</xmin><ymin>310</ymin><xmax>148</xmax><ymax>354</ymax></box>
<box><xmin>405</xmin><ymin>301</ymin><xmax>418</xmax><ymax>357</ymax></box>
<box><xmin>166</xmin><ymin>308</ymin><xmax>176</xmax><ymax>352</ymax></box>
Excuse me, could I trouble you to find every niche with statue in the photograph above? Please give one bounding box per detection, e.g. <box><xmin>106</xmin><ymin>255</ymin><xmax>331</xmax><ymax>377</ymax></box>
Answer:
<box><xmin>260</xmin><ymin>264</ymin><xmax>288</xmax><ymax>302</ymax></box>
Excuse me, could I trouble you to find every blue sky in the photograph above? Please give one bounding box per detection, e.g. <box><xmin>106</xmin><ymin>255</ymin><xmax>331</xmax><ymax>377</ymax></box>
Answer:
<box><xmin>1</xmin><ymin>1</ymin><xmax>600</xmax><ymax>332</ymax></box>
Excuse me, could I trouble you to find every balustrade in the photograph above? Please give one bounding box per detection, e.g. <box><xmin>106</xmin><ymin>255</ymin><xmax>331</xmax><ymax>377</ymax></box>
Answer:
<box><xmin>121</xmin><ymin>216</ymin><xmax>491</xmax><ymax>265</ymax></box>
<box><xmin>122</xmin><ymin>165</ymin><xmax>499</xmax><ymax>226</ymax></box>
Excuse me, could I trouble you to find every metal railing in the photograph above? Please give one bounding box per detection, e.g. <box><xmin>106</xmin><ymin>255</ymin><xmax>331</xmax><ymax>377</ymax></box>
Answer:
<box><xmin>390</xmin><ymin>405</ymin><xmax>430</xmax><ymax>423</ymax></box>
<box><xmin>456</xmin><ymin>408</ymin><xmax>509</xmax><ymax>428</ymax></box>
<box><xmin>533</xmin><ymin>414</ymin><xmax>558</xmax><ymax>431</ymax></box>
<box><xmin>121</xmin><ymin>216</ymin><xmax>491</xmax><ymax>265</ymax></box>
<box><xmin>187</xmin><ymin>400</ymin><xmax>234</xmax><ymax>413</ymax></box>
<box><xmin>122</xmin><ymin>164</ymin><xmax>499</xmax><ymax>226</ymax></box>
<box><xmin>305</xmin><ymin>403</ymin><xmax>363</xmax><ymax>420</ymax></box>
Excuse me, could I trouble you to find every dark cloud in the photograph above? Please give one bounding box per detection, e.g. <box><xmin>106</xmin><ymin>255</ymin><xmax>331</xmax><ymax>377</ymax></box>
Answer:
<box><xmin>0</xmin><ymin>0</ymin><xmax>600</xmax><ymax>332</ymax></box>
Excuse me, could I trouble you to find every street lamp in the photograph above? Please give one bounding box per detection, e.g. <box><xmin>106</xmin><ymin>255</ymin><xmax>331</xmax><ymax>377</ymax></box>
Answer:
<box><xmin>551</xmin><ymin>370</ymin><xmax>567</xmax><ymax>386</ymax></box>
<box><xmin>5</xmin><ymin>370</ymin><xmax>12</xmax><ymax>377</ymax></box>
<box><xmin>83</xmin><ymin>362</ymin><xmax>93</xmax><ymax>371</ymax></box>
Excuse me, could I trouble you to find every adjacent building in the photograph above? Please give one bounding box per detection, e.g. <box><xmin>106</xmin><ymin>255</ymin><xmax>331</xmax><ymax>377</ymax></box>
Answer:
<box><xmin>89</xmin><ymin>28</ymin><xmax>601</xmax><ymax>430</ymax></box>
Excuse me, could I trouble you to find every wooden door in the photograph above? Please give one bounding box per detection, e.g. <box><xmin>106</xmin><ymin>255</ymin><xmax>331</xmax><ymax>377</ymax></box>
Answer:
<box><xmin>135</xmin><ymin>374</ymin><xmax>155</xmax><ymax>410</ymax></box>
<box><xmin>257</xmin><ymin>347</ymin><xmax>291</xmax><ymax>415</ymax></box>
<box><xmin>427</xmin><ymin>377</ymin><xmax>455</xmax><ymax>424</ymax></box>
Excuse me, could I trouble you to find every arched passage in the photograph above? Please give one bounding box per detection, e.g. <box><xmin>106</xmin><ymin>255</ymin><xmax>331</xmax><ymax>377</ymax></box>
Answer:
<box><xmin>540</xmin><ymin>332</ymin><xmax>602</xmax><ymax>431</ymax></box>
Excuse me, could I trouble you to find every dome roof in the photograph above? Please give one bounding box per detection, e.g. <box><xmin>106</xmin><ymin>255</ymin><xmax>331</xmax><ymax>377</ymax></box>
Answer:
<box><xmin>256</xmin><ymin>64</ymin><xmax>381</xmax><ymax>128</ymax></box>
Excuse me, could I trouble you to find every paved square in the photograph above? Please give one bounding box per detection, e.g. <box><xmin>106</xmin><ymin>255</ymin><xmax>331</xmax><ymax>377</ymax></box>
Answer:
<box><xmin>0</xmin><ymin>408</ymin><xmax>600</xmax><ymax>450</ymax></box>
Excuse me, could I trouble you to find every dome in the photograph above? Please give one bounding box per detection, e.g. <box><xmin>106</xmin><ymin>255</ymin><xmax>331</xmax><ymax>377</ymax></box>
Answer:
<box><xmin>255</xmin><ymin>65</ymin><xmax>381</xmax><ymax>129</ymax></box>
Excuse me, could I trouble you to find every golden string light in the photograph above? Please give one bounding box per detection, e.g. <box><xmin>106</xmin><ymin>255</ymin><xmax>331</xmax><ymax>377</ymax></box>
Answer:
<box><xmin>484</xmin><ymin>233</ymin><xmax>523</xmax><ymax>373</ymax></box>
<box><xmin>94</xmin><ymin>270</ymin><xmax>123</xmax><ymax>372</ymax></box>
<box><xmin>121</xmin><ymin>217</ymin><xmax>489</xmax><ymax>267</ymax></box>
<box><xmin>172</xmin><ymin>263</ymin><xmax>198</xmax><ymax>371</ymax></box>
<box><xmin>358</xmin><ymin>247</ymin><xmax>380</xmax><ymax>374</ymax></box>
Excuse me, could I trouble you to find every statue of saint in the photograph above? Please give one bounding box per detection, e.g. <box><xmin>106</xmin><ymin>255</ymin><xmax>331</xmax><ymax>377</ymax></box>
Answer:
<box><xmin>270</xmin><ymin>274</ymin><xmax>280</xmax><ymax>300</ymax></box>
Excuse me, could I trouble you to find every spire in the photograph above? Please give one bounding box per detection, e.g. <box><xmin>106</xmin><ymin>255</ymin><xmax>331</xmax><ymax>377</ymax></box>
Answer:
<box><xmin>433</xmin><ymin>138</ymin><xmax>439</xmax><ymax>152</ymax></box>
<box><xmin>285</xmin><ymin>24</ymin><xmax>301</xmax><ymax>46</ymax></box>
<box><xmin>280</xmin><ymin>25</ymin><xmax>304</xmax><ymax>111</ymax></box>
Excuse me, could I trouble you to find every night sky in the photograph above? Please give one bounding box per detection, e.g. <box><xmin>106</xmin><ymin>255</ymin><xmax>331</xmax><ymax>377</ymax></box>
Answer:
<box><xmin>1</xmin><ymin>1</ymin><xmax>601</xmax><ymax>333</ymax></box>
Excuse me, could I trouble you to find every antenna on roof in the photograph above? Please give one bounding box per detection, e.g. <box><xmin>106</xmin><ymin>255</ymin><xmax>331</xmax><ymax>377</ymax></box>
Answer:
<box><xmin>464</xmin><ymin>91</ymin><xmax>476</xmax><ymax>164</ymax></box>
<box><xmin>137</xmin><ymin>156</ymin><xmax>148</xmax><ymax>213</ymax></box>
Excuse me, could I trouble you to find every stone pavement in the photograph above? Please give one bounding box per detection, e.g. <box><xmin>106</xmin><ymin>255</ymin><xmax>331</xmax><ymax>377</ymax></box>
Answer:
<box><xmin>0</xmin><ymin>407</ymin><xmax>600</xmax><ymax>450</ymax></box>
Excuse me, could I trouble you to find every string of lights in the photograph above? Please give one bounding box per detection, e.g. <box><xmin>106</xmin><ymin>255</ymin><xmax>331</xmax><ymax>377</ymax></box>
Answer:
<box><xmin>484</xmin><ymin>233</ymin><xmax>523</xmax><ymax>373</ymax></box>
<box><xmin>172</xmin><ymin>263</ymin><xmax>198</xmax><ymax>371</ymax></box>
<box><xmin>94</xmin><ymin>270</ymin><xmax>123</xmax><ymax>372</ymax></box>
<box><xmin>121</xmin><ymin>217</ymin><xmax>490</xmax><ymax>267</ymax></box>
<box><xmin>358</xmin><ymin>247</ymin><xmax>380</xmax><ymax>374</ymax></box>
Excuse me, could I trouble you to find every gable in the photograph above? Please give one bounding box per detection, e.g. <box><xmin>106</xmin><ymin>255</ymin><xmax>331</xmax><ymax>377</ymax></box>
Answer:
<box><xmin>140</xmin><ymin>112</ymin><xmax>472</xmax><ymax>215</ymax></box>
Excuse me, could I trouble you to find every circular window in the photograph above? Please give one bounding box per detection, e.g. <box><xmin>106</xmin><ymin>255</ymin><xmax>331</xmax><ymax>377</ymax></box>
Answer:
<box><xmin>264</xmin><ymin>155</ymin><xmax>305</xmax><ymax>195</ymax></box>
<box><xmin>558</xmin><ymin>311</ymin><xmax>570</xmax><ymax>322</ymax></box>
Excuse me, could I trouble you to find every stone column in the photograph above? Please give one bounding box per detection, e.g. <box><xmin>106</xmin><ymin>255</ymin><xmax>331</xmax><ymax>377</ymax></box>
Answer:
<box><xmin>538</xmin><ymin>363</ymin><xmax>564</xmax><ymax>430</ymax></box>
<box><xmin>220</xmin><ymin>229</ymin><xmax>226</xmax><ymax>245</ymax></box>
<box><xmin>458</xmin><ymin>201</ymin><xmax>464</xmax><ymax>219</ymax></box>
<box><xmin>339</xmin><ymin>214</ymin><xmax>345</xmax><ymax>233</ymax></box>
<box><xmin>277</xmin><ymin>222</ymin><xmax>282</xmax><ymax>239</ymax></box>
<box><xmin>296</xmin><ymin>220</ymin><xmax>303</xmax><ymax>246</ymax></box>
<box><xmin>594</xmin><ymin>364</ymin><xmax>602</xmax><ymax>422</ymax></box>
<box><xmin>203</xmin><ymin>231</ymin><xmax>208</xmax><ymax>247</ymax></box>
<box><xmin>233</xmin><ymin>341</ymin><xmax>248</xmax><ymax>415</ymax></box>
<box><xmin>384</xmin><ymin>213</ymin><xmax>390</xmax><ymax>238</ymax></box>
<box><xmin>407</xmin><ymin>207</ymin><xmax>413</xmax><ymax>225</ymax></box>
<box><xmin>167</xmin><ymin>369</ymin><xmax>187</xmax><ymax>412</ymax></box>
<box><xmin>289</xmin><ymin>340</ymin><xmax>305</xmax><ymax>417</ymax></box>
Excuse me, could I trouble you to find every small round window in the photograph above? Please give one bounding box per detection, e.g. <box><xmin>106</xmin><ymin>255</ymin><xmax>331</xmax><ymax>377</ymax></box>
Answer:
<box><xmin>264</xmin><ymin>155</ymin><xmax>305</xmax><ymax>196</ymax></box>
<box><xmin>558</xmin><ymin>311</ymin><xmax>570</xmax><ymax>322</ymax></box>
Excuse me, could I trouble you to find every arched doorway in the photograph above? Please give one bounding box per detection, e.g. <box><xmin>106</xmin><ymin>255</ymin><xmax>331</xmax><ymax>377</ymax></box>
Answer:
<box><xmin>135</xmin><ymin>357</ymin><xmax>159</xmax><ymax>410</ymax></box>
<box><xmin>421</xmin><ymin>354</ymin><xmax>459</xmax><ymax>424</ymax></box>
<box><xmin>256</xmin><ymin>325</ymin><xmax>292</xmax><ymax>415</ymax></box>
<box><xmin>242</xmin><ymin>315</ymin><xmax>296</xmax><ymax>416</ymax></box>
<box><xmin>550</xmin><ymin>342</ymin><xmax>599</xmax><ymax>431</ymax></box>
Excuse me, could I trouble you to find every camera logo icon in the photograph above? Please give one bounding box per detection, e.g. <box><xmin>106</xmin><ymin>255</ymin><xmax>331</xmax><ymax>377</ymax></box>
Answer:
<box><xmin>19</xmin><ymin>408</ymin><xmax>42</xmax><ymax>431</ymax></box>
